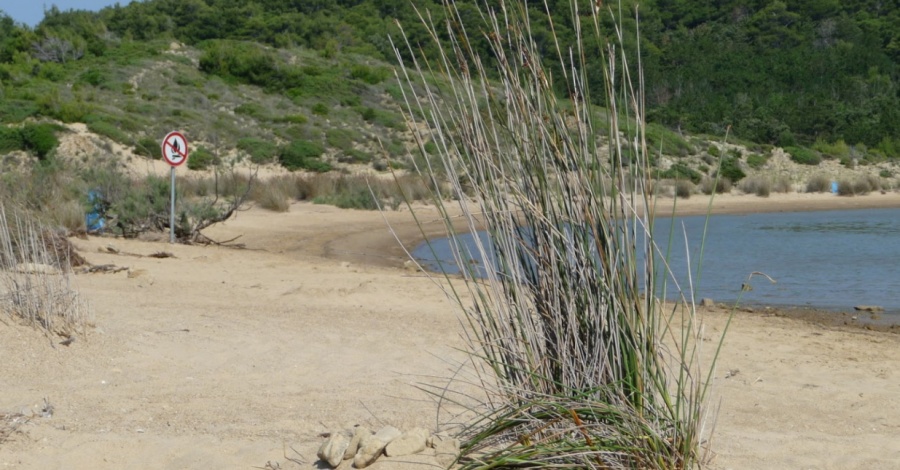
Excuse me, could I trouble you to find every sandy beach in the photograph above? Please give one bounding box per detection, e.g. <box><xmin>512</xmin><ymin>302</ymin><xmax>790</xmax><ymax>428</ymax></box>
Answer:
<box><xmin>2</xmin><ymin>191</ymin><xmax>900</xmax><ymax>469</ymax></box>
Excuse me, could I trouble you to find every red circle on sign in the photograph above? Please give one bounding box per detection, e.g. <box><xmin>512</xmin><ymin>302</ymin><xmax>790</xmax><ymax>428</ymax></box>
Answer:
<box><xmin>161</xmin><ymin>131</ymin><xmax>189</xmax><ymax>167</ymax></box>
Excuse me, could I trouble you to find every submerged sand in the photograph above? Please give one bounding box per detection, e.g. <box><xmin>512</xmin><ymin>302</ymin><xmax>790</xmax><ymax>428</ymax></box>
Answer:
<box><xmin>1</xmin><ymin>192</ymin><xmax>899</xmax><ymax>469</ymax></box>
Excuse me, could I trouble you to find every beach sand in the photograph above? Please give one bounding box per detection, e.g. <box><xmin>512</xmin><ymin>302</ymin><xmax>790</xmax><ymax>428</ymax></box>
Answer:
<box><xmin>1</xmin><ymin>192</ymin><xmax>899</xmax><ymax>469</ymax></box>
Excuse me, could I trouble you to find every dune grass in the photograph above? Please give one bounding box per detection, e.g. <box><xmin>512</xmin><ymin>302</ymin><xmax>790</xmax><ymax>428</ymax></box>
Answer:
<box><xmin>393</xmin><ymin>1</ymin><xmax>719</xmax><ymax>468</ymax></box>
<box><xmin>0</xmin><ymin>205</ymin><xmax>90</xmax><ymax>338</ymax></box>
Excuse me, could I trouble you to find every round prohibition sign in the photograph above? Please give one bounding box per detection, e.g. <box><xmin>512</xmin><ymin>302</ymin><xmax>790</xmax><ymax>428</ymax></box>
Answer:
<box><xmin>161</xmin><ymin>131</ymin><xmax>189</xmax><ymax>167</ymax></box>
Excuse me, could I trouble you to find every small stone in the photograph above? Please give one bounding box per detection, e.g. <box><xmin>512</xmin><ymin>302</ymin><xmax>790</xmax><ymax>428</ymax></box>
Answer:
<box><xmin>353</xmin><ymin>426</ymin><xmax>401</xmax><ymax>468</ymax></box>
<box><xmin>854</xmin><ymin>305</ymin><xmax>884</xmax><ymax>312</ymax></box>
<box><xmin>700</xmin><ymin>298</ymin><xmax>715</xmax><ymax>308</ymax></box>
<box><xmin>344</xmin><ymin>426</ymin><xmax>371</xmax><ymax>460</ymax></box>
<box><xmin>384</xmin><ymin>427</ymin><xmax>429</xmax><ymax>457</ymax></box>
<box><xmin>317</xmin><ymin>432</ymin><xmax>350</xmax><ymax>468</ymax></box>
<box><xmin>431</xmin><ymin>434</ymin><xmax>460</xmax><ymax>467</ymax></box>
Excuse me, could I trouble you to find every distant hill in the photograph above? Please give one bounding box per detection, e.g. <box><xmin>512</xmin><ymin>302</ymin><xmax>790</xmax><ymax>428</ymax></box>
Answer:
<box><xmin>0</xmin><ymin>1</ymin><xmax>895</xmax><ymax>194</ymax></box>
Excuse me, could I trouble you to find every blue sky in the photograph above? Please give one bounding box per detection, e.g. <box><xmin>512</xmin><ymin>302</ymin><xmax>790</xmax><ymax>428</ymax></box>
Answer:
<box><xmin>1</xmin><ymin>1</ymin><xmax>126</xmax><ymax>27</ymax></box>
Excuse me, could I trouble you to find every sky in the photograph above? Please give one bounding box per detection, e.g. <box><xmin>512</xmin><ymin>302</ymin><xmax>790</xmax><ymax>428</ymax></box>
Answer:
<box><xmin>1</xmin><ymin>1</ymin><xmax>127</xmax><ymax>27</ymax></box>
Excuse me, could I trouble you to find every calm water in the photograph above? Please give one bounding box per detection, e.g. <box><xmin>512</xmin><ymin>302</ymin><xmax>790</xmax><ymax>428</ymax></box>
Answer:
<box><xmin>412</xmin><ymin>208</ymin><xmax>900</xmax><ymax>315</ymax></box>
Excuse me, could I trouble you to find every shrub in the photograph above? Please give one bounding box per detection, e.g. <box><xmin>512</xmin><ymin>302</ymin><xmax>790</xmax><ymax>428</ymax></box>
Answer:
<box><xmin>273</xmin><ymin>114</ymin><xmax>308</xmax><ymax>125</ymax></box>
<box><xmin>786</xmin><ymin>146</ymin><xmax>822</xmax><ymax>165</ymax></box>
<box><xmin>252</xmin><ymin>181</ymin><xmax>291</xmax><ymax>212</ymax></box>
<box><xmin>718</xmin><ymin>156</ymin><xmax>746</xmax><ymax>182</ymax></box>
<box><xmin>659</xmin><ymin>163</ymin><xmax>702</xmax><ymax>184</ymax></box>
<box><xmin>674</xmin><ymin>179</ymin><xmax>693</xmax><ymax>199</ymax></box>
<box><xmin>707</xmin><ymin>145</ymin><xmax>721</xmax><ymax>157</ymax></box>
<box><xmin>813</xmin><ymin>138</ymin><xmax>851</xmax><ymax>159</ymax></box>
<box><xmin>837</xmin><ymin>177</ymin><xmax>877</xmax><ymax>196</ymax></box>
<box><xmin>313</xmin><ymin>186</ymin><xmax>378</xmax><ymax>210</ymax></box>
<box><xmin>279</xmin><ymin>140</ymin><xmax>330</xmax><ymax>172</ymax></box>
<box><xmin>338</xmin><ymin>148</ymin><xmax>372</xmax><ymax>163</ymax></box>
<box><xmin>134</xmin><ymin>137</ymin><xmax>160</xmax><ymax>158</ymax></box>
<box><xmin>311</xmin><ymin>103</ymin><xmax>329</xmax><ymax>116</ymax></box>
<box><xmin>746</xmin><ymin>153</ymin><xmax>769</xmax><ymax>169</ymax></box>
<box><xmin>21</xmin><ymin>123</ymin><xmax>60</xmax><ymax>160</ymax></box>
<box><xmin>325</xmin><ymin>128</ymin><xmax>356</xmax><ymax>151</ymax></box>
<box><xmin>806</xmin><ymin>174</ymin><xmax>832</xmax><ymax>193</ymax></box>
<box><xmin>187</xmin><ymin>146</ymin><xmax>218</xmax><ymax>171</ymax></box>
<box><xmin>237</xmin><ymin>137</ymin><xmax>279</xmax><ymax>164</ymax></box>
<box><xmin>350</xmin><ymin>64</ymin><xmax>391</xmax><ymax>85</ymax></box>
<box><xmin>234</xmin><ymin>102</ymin><xmax>268</xmax><ymax>119</ymax></box>
<box><xmin>772</xmin><ymin>176</ymin><xmax>793</xmax><ymax>193</ymax></box>
<box><xmin>738</xmin><ymin>176</ymin><xmax>771</xmax><ymax>197</ymax></box>
<box><xmin>700</xmin><ymin>176</ymin><xmax>732</xmax><ymax>194</ymax></box>
<box><xmin>0</xmin><ymin>126</ymin><xmax>24</xmax><ymax>153</ymax></box>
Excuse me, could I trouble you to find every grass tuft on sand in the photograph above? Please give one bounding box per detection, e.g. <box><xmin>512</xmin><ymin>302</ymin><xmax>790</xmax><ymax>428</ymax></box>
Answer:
<box><xmin>393</xmin><ymin>1</ymin><xmax>721</xmax><ymax>468</ymax></box>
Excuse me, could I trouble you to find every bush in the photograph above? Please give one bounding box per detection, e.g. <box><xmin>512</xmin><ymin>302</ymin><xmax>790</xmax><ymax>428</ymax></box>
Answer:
<box><xmin>237</xmin><ymin>137</ymin><xmax>279</xmax><ymax>164</ymax></box>
<box><xmin>279</xmin><ymin>140</ymin><xmax>330</xmax><ymax>172</ymax></box>
<box><xmin>813</xmin><ymin>138</ymin><xmax>851</xmax><ymax>159</ymax></box>
<box><xmin>806</xmin><ymin>174</ymin><xmax>832</xmax><ymax>193</ymax></box>
<box><xmin>659</xmin><ymin>163</ymin><xmax>702</xmax><ymax>184</ymax></box>
<box><xmin>313</xmin><ymin>185</ymin><xmax>379</xmax><ymax>210</ymax></box>
<box><xmin>674</xmin><ymin>180</ymin><xmax>693</xmax><ymax>199</ymax></box>
<box><xmin>738</xmin><ymin>176</ymin><xmax>771</xmax><ymax>197</ymax></box>
<box><xmin>772</xmin><ymin>176</ymin><xmax>793</xmax><ymax>193</ymax></box>
<box><xmin>234</xmin><ymin>103</ymin><xmax>268</xmax><ymax>120</ymax></box>
<box><xmin>786</xmin><ymin>146</ymin><xmax>822</xmax><ymax>165</ymax></box>
<box><xmin>718</xmin><ymin>156</ymin><xmax>745</xmax><ymax>182</ymax></box>
<box><xmin>746</xmin><ymin>153</ymin><xmax>769</xmax><ymax>169</ymax></box>
<box><xmin>273</xmin><ymin>114</ymin><xmax>308</xmax><ymax>125</ymax></box>
<box><xmin>134</xmin><ymin>137</ymin><xmax>160</xmax><ymax>158</ymax></box>
<box><xmin>700</xmin><ymin>176</ymin><xmax>732</xmax><ymax>194</ymax></box>
<box><xmin>187</xmin><ymin>146</ymin><xmax>218</xmax><ymax>171</ymax></box>
<box><xmin>325</xmin><ymin>128</ymin><xmax>357</xmax><ymax>151</ymax></box>
<box><xmin>252</xmin><ymin>181</ymin><xmax>291</xmax><ymax>212</ymax></box>
<box><xmin>836</xmin><ymin>177</ymin><xmax>880</xmax><ymax>196</ymax></box>
<box><xmin>311</xmin><ymin>103</ymin><xmax>329</xmax><ymax>116</ymax></box>
<box><xmin>21</xmin><ymin>123</ymin><xmax>60</xmax><ymax>160</ymax></box>
<box><xmin>0</xmin><ymin>126</ymin><xmax>24</xmax><ymax>153</ymax></box>
<box><xmin>350</xmin><ymin>64</ymin><xmax>391</xmax><ymax>85</ymax></box>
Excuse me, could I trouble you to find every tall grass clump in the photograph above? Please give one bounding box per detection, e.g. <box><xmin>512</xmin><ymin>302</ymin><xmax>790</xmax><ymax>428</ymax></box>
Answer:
<box><xmin>806</xmin><ymin>174</ymin><xmax>832</xmax><ymax>193</ymax></box>
<box><xmin>0</xmin><ymin>205</ymin><xmax>89</xmax><ymax>337</ymax></box>
<box><xmin>394</xmin><ymin>2</ymin><xmax>719</xmax><ymax>468</ymax></box>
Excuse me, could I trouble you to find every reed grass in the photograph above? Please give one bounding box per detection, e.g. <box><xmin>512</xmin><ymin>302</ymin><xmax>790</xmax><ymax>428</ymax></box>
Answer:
<box><xmin>393</xmin><ymin>1</ymin><xmax>719</xmax><ymax>468</ymax></box>
<box><xmin>0</xmin><ymin>204</ymin><xmax>89</xmax><ymax>337</ymax></box>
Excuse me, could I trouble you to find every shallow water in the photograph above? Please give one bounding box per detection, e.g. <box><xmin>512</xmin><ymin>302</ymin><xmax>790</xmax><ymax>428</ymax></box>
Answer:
<box><xmin>412</xmin><ymin>208</ymin><xmax>900</xmax><ymax>315</ymax></box>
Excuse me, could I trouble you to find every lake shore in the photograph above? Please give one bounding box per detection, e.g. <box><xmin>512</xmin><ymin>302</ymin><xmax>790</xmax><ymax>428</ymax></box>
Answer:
<box><xmin>0</xmin><ymin>193</ymin><xmax>898</xmax><ymax>469</ymax></box>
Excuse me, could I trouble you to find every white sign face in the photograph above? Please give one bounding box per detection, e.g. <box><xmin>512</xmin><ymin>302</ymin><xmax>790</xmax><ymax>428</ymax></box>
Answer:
<box><xmin>161</xmin><ymin>131</ymin><xmax>189</xmax><ymax>167</ymax></box>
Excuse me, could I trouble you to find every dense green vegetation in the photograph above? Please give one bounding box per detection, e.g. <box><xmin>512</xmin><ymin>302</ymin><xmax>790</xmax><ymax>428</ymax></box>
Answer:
<box><xmin>0</xmin><ymin>1</ymin><xmax>896</xmax><ymax>157</ymax></box>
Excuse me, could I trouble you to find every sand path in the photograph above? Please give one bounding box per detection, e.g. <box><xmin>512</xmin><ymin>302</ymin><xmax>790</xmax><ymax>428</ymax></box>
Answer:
<box><xmin>1</xmin><ymin>193</ymin><xmax>899</xmax><ymax>469</ymax></box>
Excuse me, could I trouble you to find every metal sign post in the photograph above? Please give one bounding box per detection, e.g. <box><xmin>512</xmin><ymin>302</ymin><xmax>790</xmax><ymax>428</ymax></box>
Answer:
<box><xmin>161</xmin><ymin>131</ymin><xmax>189</xmax><ymax>243</ymax></box>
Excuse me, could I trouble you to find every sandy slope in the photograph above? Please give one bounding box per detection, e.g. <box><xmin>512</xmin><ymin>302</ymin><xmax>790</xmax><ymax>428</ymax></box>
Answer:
<box><xmin>1</xmin><ymin>193</ymin><xmax>900</xmax><ymax>469</ymax></box>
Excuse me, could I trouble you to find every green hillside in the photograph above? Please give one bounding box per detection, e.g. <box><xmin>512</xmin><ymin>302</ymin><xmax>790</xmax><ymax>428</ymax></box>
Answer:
<box><xmin>0</xmin><ymin>1</ymin><xmax>897</xmax><ymax>237</ymax></box>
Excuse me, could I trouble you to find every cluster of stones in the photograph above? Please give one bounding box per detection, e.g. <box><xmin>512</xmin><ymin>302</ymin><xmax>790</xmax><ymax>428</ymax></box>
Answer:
<box><xmin>316</xmin><ymin>425</ymin><xmax>460</xmax><ymax>469</ymax></box>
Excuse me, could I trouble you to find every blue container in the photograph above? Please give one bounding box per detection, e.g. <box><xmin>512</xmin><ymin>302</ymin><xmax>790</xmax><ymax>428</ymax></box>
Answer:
<box><xmin>831</xmin><ymin>181</ymin><xmax>838</xmax><ymax>194</ymax></box>
<box><xmin>86</xmin><ymin>190</ymin><xmax>106</xmax><ymax>233</ymax></box>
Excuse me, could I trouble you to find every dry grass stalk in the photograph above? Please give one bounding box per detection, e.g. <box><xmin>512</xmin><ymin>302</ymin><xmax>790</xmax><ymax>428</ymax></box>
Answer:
<box><xmin>393</xmin><ymin>1</ymin><xmax>720</xmax><ymax>468</ymax></box>
<box><xmin>0</xmin><ymin>205</ymin><xmax>90</xmax><ymax>337</ymax></box>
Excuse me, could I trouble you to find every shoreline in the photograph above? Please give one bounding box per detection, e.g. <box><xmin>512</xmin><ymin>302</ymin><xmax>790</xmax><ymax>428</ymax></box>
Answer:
<box><xmin>349</xmin><ymin>190</ymin><xmax>900</xmax><ymax>269</ymax></box>
<box><xmin>339</xmin><ymin>191</ymin><xmax>900</xmax><ymax>331</ymax></box>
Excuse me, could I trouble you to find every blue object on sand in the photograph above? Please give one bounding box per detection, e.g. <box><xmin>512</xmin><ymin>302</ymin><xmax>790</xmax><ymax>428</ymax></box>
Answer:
<box><xmin>86</xmin><ymin>190</ymin><xmax>106</xmax><ymax>233</ymax></box>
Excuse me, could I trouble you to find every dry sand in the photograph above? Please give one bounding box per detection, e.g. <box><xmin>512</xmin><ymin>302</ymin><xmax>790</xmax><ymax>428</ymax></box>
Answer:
<box><xmin>2</xmin><ymin>192</ymin><xmax>900</xmax><ymax>469</ymax></box>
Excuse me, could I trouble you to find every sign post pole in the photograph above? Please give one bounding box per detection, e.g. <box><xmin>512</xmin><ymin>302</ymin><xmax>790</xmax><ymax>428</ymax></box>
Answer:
<box><xmin>169</xmin><ymin>166</ymin><xmax>176</xmax><ymax>243</ymax></box>
<box><xmin>161</xmin><ymin>131</ymin><xmax>189</xmax><ymax>244</ymax></box>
